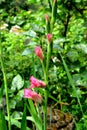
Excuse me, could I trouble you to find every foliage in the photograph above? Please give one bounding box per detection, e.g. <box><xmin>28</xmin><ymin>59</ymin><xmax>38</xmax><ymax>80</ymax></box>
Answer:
<box><xmin>0</xmin><ymin>0</ymin><xmax>87</xmax><ymax>130</ymax></box>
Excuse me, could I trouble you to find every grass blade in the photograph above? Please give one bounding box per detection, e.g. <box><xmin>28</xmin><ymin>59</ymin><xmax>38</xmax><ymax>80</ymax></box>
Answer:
<box><xmin>27</xmin><ymin>100</ymin><xmax>42</xmax><ymax>130</ymax></box>
<box><xmin>60</xmin><ymin>53</ymin><xmax>83</xmax><ymax>114</ymax></box>
<box><xmin>21</xmin><ymin>103</ymin><xmax>27</xmax><ymax>130</ymax></box>
<box><xmin>0</xmin><ymin>110</ymin><xmax>7</xmax><ymax>130</ymax></box>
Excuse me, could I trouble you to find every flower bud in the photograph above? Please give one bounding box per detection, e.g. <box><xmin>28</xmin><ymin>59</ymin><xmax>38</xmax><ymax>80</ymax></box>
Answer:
<box><xmin>46</xmin><ymin>33</ymin><xmax>52</xmax><ymax>43</ymax></box>
<box><xmin>35</xmin><ymin>46</ymin><xmax>44</xmax><ymax>60</ymax></box>
<box><xmin>45</xmin><ymin>14</ymin><xmax>50</xmax><ymax>33</ymax></box>
<box><xmin>45</xmin><ymin>14</ymin><xmax>49</xmax><ymax>22</ymax></box>
<box><xmin>54</xmin><ymin>0</ymin><xmax>56</xmax><ymax>4</ymax></box>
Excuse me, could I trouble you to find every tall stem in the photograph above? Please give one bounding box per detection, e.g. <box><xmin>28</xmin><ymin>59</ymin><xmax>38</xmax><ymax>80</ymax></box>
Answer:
<box><xmin>43</xmin><ymin>90</ymin><xmax>48</xmax><ymax>130</ymax></box>
<box><xmin>41</xmin><ymin>61</ymin><xmax>48</xmax><ymax>130</ymax></box>
<box><xmin>41</xmin><ymin>62</ymin><xmax>48</xmax><ymax>85</ymax></box>
<box><xmin>42</xmin><ymin>43</ymin><xmax>51</xmax><ymax>130</ymax></box>
<box><xmin>46</xmin><ymin>43</ymin><xmax>51</xmax><ymax>77</ymax></box>
<box><xmin>0</xmin><ymin>43</ymin><xmax>11</xmax><ymax>130</ymax></box>
<box><xmin>41</xmin><ymin>59</ymin><xmax>48</xmax><ymax>130</ymax></box>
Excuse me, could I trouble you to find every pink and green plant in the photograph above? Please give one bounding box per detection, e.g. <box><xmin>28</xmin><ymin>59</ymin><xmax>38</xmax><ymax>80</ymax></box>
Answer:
<box><xmin>30</xmin><ymin>76</ymin><xmax>46</xmax><ymax>88</ymax></box>
<box><xmin>23</xmin><ymin>1</ymin><xmax>58</xmax><ymax>130</ymax></box>
<box><xmin>23</xmin><ymin>32</ymin><xmax>53</xmax><ymax>130</ymax></box>
<box><xmin>35</xmin><ymin>46</ymin><xmax>44</xmax><ymax>61</ymax></box>
<box><xmin>24</xmin><ymin>89</ymin><xmax>42</xmax><ymax>103</ymax></box>
<box><xmin>23</xmin><ymin>41</ymin><xmax>51</xmax><ymax>129</ymax></box>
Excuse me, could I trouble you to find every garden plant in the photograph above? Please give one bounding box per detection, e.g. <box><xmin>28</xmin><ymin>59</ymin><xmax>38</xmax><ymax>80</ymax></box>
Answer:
<box><xmin>0</xmin><ymin>0</ymin><xmax>87</xmax><ymax>130</ymax></box>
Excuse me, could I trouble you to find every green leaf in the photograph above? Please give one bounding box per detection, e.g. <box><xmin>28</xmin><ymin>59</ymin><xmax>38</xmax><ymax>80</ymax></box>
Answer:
<box><xmin>32</xmin><ymin>24</ymin><xmax>44</xmax><ymax>34</ymax></box>
<box><xmin>9</xmin><ymin>90</ymin><xmax>24</xmax><ymax>109</ymax></box>
<box><xmin>75</xmin><ymin>44</ymin><xmax>87</xmax><ymax>54</ymax></box>
<box><xmin>27</xmin><ymin>100</ymin><xmax>42</xmax><ymax>130</ymax></box>
<box><xmin>60</xmin><ymin>53</ymin><xmax>83</xmax><ymax>114</ymax></box>
<box><xmin>21</xmin><ymin>103</ymin><xmax>27</xmax><ymax>130</ymax></box>
<box><xmin>9</xmin><ymin>99</ymin><xmax>16</xmax><ymax>109</ymax></box>
<box><xmin>11</xmin><ymin>74</ymin><xmax>24</xmax><ymax>91</ymax></box>
<box><xmin>22</xmin><ymin>48</ymin><xmax>33</xmax><ymax>56</ymax></box>
<box><xmin>0</xmin><ymin>84</ymin><xmax>4</xmax><ymax>105</ymax></box>
<box><xmin>5</xmin><ymin>116</ymin><xmax>31</xmax><ymax>130</ymax></box>
<box><xmin>0</xmin><ymin>110</ymin><xmax>7</xmax><ymax>130</ymax></box>
<box><xmin>11</xmin><ymin>111</ymin><xmax>22</xmax><ymax>119</ymax></box>
<box><xmin>28</xmin><ymin>99</ymin><xmax>37</xmax><ymax>116</ymax></box>
<box><xmin>23</xmin><ymin>30</ymin><xmax>37</xmax><ymax>38</ymax></box>
<box><xmin>75</xmin><ymin>0</ymin><xmax>81</xmax><ymax>2</ymax></box>
<box><xmin>67</xmin><ymin>50</ymin><xmax>79</xmax><ymax>62</ymax></box>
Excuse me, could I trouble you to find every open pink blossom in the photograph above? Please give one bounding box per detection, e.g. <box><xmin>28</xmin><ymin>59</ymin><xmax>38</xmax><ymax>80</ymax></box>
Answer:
<box><xmin>35</xmin><ymin>46</ymin><xmax>44</xmax><ymax>60</ymax></box>
<box><xmin>30</xmin><ymin>76</ymin><xmax>46</xmax><ymax>88</ymax></box>
<box><xmin>24</xmin><ymin>89</ymin><xmax>42</xmax><ymax>103</ymax></box>
<box><xmin>46</xmin><ymin>34</ymin><xmax>52</xmax><ymax>43</ymax></box>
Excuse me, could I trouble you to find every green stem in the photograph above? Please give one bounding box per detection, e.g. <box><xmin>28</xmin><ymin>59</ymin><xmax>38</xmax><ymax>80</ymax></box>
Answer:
<box><xmin>0</xmin><ymin>43</ymin><xmax>11</xmax><ymax>130</ymax></box>
<box><xmin>41</xmin><ymin>61</ymin><xmax>48</xmax><ymax>130</ymax></box>
<box><xmin>42</xmin><ymin>43</ymin><xmax>51</xmax><ymax>130</ymax></box>
<box><xmin>41</xmin><ymin>61</ymin><xmax>48</xmax><ymax>85</ymax></box>
<box><xmin>46</xmin><ymin>42</ymin><xmax>51</xmax><ymax>77</ymax></box>
<box><xmin>43</xmin><ymin>90</ymin><xmax>48</xmax><ymax>130</ymax></box>
<box><xmin>51</xmin><ymin>0</ymin><xmax>57</xmax><ymax>32</ymax></box>
<box><xmin>32</xmin><ymin>54</ymin><xmax>36</xmax><ymax>77</ymax></box>
<box><xmin>41</xmin><ymin>59</ymin><xmax>49</xmax><ymax>130</ymax></box>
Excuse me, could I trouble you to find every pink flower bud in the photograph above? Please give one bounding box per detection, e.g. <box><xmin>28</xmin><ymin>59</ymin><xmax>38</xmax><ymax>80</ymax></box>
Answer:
<box><xmin>46</xmin><ymin>33</ymin><xmax>52</xmax><ymax>42</ymax></box>
<box><xmin>45</xmin><ymin>14</ymin><xmax>49</xmax><ymax>21</ymax></box>
<box><xmin>35</xmin><ymin>46</ymin><xmax>44</xmax><ymax>60</ymax></box>
<box><xmin>30</xmin><ymin>76</ymin><xmax>46</xmax><ymax>88</ymax></box>
<box><xmin>54</xmin><ymin>0</ymin><xmax>56</xmax><ymax>3</ymax></box>
<box><xmin>24</xmin><ymin>89</ymin><xmax>42</xmax><ymax>103</ymax></box>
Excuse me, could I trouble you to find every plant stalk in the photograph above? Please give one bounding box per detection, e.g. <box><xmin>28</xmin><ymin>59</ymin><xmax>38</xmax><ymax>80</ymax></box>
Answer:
<box><xmin>43</xmin><ymin>41</ymin><xmax>52</xmax><ymax>130</ymax></box>
<box><xmin>46</xmin><ymin>42</ymin><xmax>51</xmax><ymax>77</ymax></box>
<box><xmin>41</xmin><ymin>61</ymin><xmax>48</xmax><ymax>85</ymax></box>
<box><xmin>0</xmin><ymin>43</ymin><xmax>11</xmax><ymax>130</ymax></box>
<box><xmin>43</xmin><ymin>90</ymin><xmax>48</xmax><ymax>130</ymax></box>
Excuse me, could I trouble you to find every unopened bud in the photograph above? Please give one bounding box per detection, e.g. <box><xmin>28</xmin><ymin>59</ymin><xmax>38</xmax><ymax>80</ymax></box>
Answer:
<box><xmin>54</xmin><ymin>0</ymin><xmax>56</xmax><ymax>4</ymax></box>
<box><xmin>45</xmin><ymin>14</ymin><xmax>49</xmax><ymax>21</ymax></box>
<box><xmin>46</xmin><ymin>34</ymin><xmax>52</xmax><ymax>43</ymax></box>
<box><xmin>35</xmin><ymin>46</ymin><xmax>44</xmax><ymax>60</ymax></box>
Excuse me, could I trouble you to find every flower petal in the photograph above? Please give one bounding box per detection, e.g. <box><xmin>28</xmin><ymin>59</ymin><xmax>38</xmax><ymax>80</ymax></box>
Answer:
<box><xmin>24</xmin><ymin>88</ymin><xmax>42</xmax><ymax>103</ymax></box>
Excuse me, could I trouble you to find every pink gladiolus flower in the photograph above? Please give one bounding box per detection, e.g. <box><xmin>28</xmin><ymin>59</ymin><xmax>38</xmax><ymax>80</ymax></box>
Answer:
<box><xmin>46</xmin><ymin>34</ymin><xmax>52</xmax><ymax>43</ymax></box>
<box><xmin>45</xmin><ymin>14</ymin><xmax>49</xmax><ymax>21</ymax></box>
<box><xmin>24</xmin><ymin>89</ymin><xmax>42</xmax><ymax>103</ymax></box>
<box><xmin>30</xmin><ymin>76</ymin><xmax>46</xmax><ymax>88</ymax></box>
<box><xmin>35</xmin><ymin>46</ymin><xmax>44</xmax><ymax>60</ymax></box>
